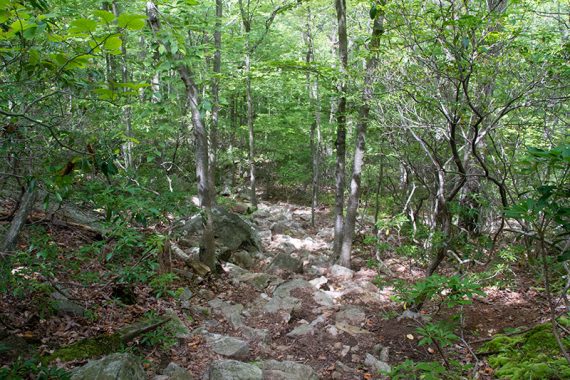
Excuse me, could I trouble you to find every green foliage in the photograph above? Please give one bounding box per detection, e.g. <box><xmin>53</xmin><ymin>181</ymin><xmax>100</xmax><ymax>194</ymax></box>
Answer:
<box><xmin>480</xmin><ymin>318</ymin><xmax>570</xmax><ymax>379</ymax></box>
<box><xmin>149</xmin><ymin>272</ymin><xmax>179</xmax><ymax>298</ymax></box>
<box><xmin>0</xmin><ymin>357</ymin><xmax>70</xmax><ymax>380</ymax></box>
<box><xmin>389</xmin><ymin>360</ymin><xmax>458</xmax><ymax>380</ymax></box>
<box><xmin>416</xmin><ymin>321</ymin><xmax>458</xmax><ymax>348</ymax></box>
<box><xmin>396</xmin><ymin>274</ymin><xmax>485</xmax><ymax>310</ymax></box>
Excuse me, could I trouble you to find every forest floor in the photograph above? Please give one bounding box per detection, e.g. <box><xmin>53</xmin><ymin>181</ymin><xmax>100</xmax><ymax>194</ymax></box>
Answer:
<box><xmin>0</xmin><ymin>197</ymin><xmax>551</xmax><ymax>379</ymax></box>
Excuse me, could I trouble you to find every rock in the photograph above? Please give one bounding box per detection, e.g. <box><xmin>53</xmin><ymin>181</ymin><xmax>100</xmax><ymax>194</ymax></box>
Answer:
<box><xmin>241</xmin><ymin>326</ymin><xmax>270</xmax><ymax>343</ymax></box>
<box><xmin>71</xmin><ymin>353</ymin><xmax>145</xmax><ymax>380</ymax></box>
<box><xmin>208</xmin><ymin>299</ymin><xmax>244</xmax><ymax>328</ymax></box>
<box><xmin>175</xmin><ymin>206</ymin><xmax>261</xmax><ymax>259</ymax></box>
<box><xmin>329</xmin><ymin>264</ymin><xmax>354</xmax><ymax>280</ymax></box>
<box><xmin>364</xmin><ymin>353</ymin><xmax>391</xmax><ymax>374</ymax></box>
<box><xmin>51</xmin><ymin>290</ymin><xmax>86</xmax><ymax>317</ymax></box>
<box><xmin>326</xmin><ymin>325</ymin><xmax>338</xmax><ymax>337</ymax></box>
<box><xmin>229</xmin><ymin>250</ymin><xmax>254</xmax><ymax>269</ymax></box>
<box><xmin>206</xmin><ymin>334</ymin><xmax>250</xmax><ymax>360</ymax></box>
<box><xmin>189</xmin><ymin>305</ymin><xmax>210</xmax><ymax>317</ymax></box>
<box><xmin>286</xmin><ymin>324</ymin><xmax>314</xmax><ymax>337</ymax></box>
<box><xmin>332</xmin><ymin>361</ymin><xmax>359</xmax><ymax>380</ymax></box>
<box><xmin>179</xmin><ymin>288</ymin><xmax>194</xmax><ymax>309</ymax></box>
<box><xmin>309</xmin><ymin>276</ymin><xmax>328</xmax><ymax>289</ymax></box>
<box><xmin>222</xmin><ymin>262</ymin><xmax>250</xmax><ymax>278</ymax></box>
<box><xmin>266</xmin><ymin>252</ymin><xmax>303</xmax><ymax>275</ymax></box>
<box><xmin>373</xmin><ymin>343</ymin><xmax>390</xmax><ymax>362</ymax></box>
<box><xmin>204</xmin><ymin>360</ymin><xmax>262</xmax><ymax>380</ymax></box>
<box><xmin>261</xmin><ymin>360</ymin><xmax>318</xmax><ymax>380</ymax></box>
<box><xmin>313</xmin><ymin>291</ymin><xmax>334</xmax><ymax>307</ymax></box>
<box><xmin>237</xmin><ymin>272</ymin><xmax>283</xmax><ymax>291</ymax></box>
<box><xmin>335</xmin><ymin>306</ymin><xmax>366</xmax><ymax>326</ymax></box>
<box><xmin>161</xmin><ymin>362</ymin><xmax>193</xmax><ymax>380</ymax></box>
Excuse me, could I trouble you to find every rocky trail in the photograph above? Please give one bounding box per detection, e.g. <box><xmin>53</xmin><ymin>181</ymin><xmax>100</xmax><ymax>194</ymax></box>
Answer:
<box><xmin>155</xmin><ymin>200</ymin><xmax>402</xmax><ymax>380</ymax></box>
<box><xmin>1</xmin><ymin>200</ymin><xmax>545</xmax><ymax>379</ymax></box>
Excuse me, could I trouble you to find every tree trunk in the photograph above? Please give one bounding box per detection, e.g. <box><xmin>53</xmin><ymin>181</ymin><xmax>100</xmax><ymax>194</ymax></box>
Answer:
<box><xmin>338</xmin><ymin>5</ymin><xmax>385</xmax><ymax>268</ymax></box>
<box><xmin>179</xmin><ymin>66</ymin><xmax>216</xmax><ymax>270</ymax></box>
<box><xmin>333</xmin><ymin>0</ymin><xmax>349</xmax><ymax>259</ymax></box>
<box><xmin>305</xmin><ymin>7</ymin><xmax>321</xmax><ymax>228</ymax></box>
<box><xmin>209</xmin><ymin>0</ymin><xmax>222</xmax><ymax>205</ymax></box>
<box><xmin>1</xmin><ymin>183</ymin><xmax>36</xmax><ymax>255</ymax></box>
<box><xmin>112</xmin><ymin>1</ymin><xmax>133</xmax><ymax>170</ymax></box>
<box><xmin>245</xmin><ymin>47</ymin><xmax>257</xmax><ymax>208</ymax></box>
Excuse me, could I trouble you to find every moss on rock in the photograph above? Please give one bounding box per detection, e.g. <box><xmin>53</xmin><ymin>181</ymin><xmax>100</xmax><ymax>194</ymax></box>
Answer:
<box><xmin>43</xmin><ymin>333</ymin><xmax>122</xmax><ymax>364</ymax></box>
<box><xmin>480</xmin><ymin>319</ymin><xmax>570</xmax><ymax>380</ymax></box>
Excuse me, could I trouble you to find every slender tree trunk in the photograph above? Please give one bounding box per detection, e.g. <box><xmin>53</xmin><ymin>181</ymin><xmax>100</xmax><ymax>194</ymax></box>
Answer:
<box><xmin>112</xmin><ymin>1</ymin><xmax>133</xmax><ymax>170</ymax></box>
<box><xmin>1</xmin><ymin>183</ymin><xmax>36</xmax><ymax>255</ymax></box>
<box><xmin>179</xmin><ymin>67</ymin><xmax>216</xmax><ymax>270</ymax></box>
<box><xmin>305</xmin><ymin>7</ymin><xmax>321</xmax><ymax>227</ymax></box>
<box><xmin>245</xmin><ymin>47</ymin><xmax>257</xmax><ymax>208</ymax></box>
<box><xmin>339</xmin><ymin>5</ymin><xmax>385</xmax><ymax>268</ymax></box>
<box><xmin>333</xmin><ymin>0</ymin><xmax>349</xmax><ymax>259</ymax></box>
<box><xmin>209</xmin><ymin>0</ymin><xmax>222</xmax><ymax>205</ymax></box>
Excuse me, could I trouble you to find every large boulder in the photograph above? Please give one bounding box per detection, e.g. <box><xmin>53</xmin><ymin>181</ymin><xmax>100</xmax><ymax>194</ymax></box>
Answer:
<box><xmin>174</xmin><ymin>206</ymin><xmax>261</xmax><ymax>259</ymax></box>
<box><xmin>203</xmin><ymin>360</ymin><xmax>262</xmax><ymax>380</ymax></box>
<box><xmin>71</xmin><ymin>353</ymin><xmax>145</xmax><ymax>380</ymax></box>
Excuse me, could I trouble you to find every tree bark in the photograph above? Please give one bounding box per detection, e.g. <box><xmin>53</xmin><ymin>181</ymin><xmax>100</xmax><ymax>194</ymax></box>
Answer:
<box><xmin>1</xmin><ymin>183</ymin><xmax>36</xmax><ymax>255</ymax></box>
<box><xmin>333</xmin><ymin>0</ymin><xmax>349</xmax><ymax>259</ymax></box>
<box><xmin>305</xmin><ymin>7</ymin><xmax>321</xmax><ymax>228</ymax></box>
<box><xmin>338</xmin><ymin>4</ymin><xmax>385</xmax><ymax>268</ymax></box>
<box><xmin>209</xmin><ymin>0</ymin><xmax>222</xmax><ymax>205</ymax></box>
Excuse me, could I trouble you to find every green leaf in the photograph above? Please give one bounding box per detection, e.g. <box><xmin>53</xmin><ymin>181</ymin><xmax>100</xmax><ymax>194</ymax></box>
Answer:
<box><xmin>93</xmin><ymin>10</ymin><xmax>115</xmax><ymax>24</ymax></box>
<box><xmin>370</xmin><ymin>4</ymin><xmax>378</xmax><ymax>19</ymax></box>
<box><xmin>117</xmin><ymin>13</ymin><xmax>146</xmax><ymax>31</ymax></box>
<box><xmin>69</xmin><ymin>18</ymin><xmax>98</xmax><ymax>33</ymax></box>
<box><xmin>104</xmin><ymin>35</ymin><xmax>122</xmax><ymax>50</ymax></box>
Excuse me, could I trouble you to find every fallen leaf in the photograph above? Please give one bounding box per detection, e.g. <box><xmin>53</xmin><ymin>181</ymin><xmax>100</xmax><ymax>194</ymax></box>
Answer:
<box><xmin>428</xmin><ymin>347</ymin><xmax>435</xmax><ymax>354</ymax></box>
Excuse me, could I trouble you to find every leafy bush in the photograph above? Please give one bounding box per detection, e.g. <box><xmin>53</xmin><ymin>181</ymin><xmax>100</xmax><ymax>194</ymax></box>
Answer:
<box><xmin>0</xmin><ymin>357</ymin><xmax>70</xmax><ymax>380</ymax></box>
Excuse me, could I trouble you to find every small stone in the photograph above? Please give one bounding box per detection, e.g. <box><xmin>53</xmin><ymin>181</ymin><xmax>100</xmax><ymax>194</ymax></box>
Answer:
<box><xmin>286</xmin><ymin>324</ymin><xmax>314</xmax><ymax>337</ymax></box>
<box><xmin>327</xmin><ymin>325</ymin><xmax>339</xmax><ymax>337</ymax></box>
<box><xmin>204</xmin><ymin>360</ymin><xmax>262</xmax><ymax>380</ymax></box>
<box><xmin>162</xmin><ymin>362</ymin><xmax>193</xmax><ymax>380</ymax></box>
<box><xmin>364</xmin><ymin>353</ymin><xmax>391</xmax><ymax>373</ymax></box>
<box><xmin>341</xmin><ymin>345</ymin><xmax>350</xmax><ymax>357</ymax></box>
<box><xmin>373</xmin><ymin>343</ymin><xmax>389</xmax><ymax>362</ymax></box>
<box><xmin>309</xmin><ymin>276</ymin><xmax>328</xmax><ymax>289</ymax></box>
<box><xmin>330</xmin><ymin>264</ymin><xmax>354</xmax><ymax>280</ymax></box>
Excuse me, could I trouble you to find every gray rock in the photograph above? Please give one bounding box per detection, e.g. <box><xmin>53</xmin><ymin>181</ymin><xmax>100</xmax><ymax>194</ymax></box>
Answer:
<box><xmin>313</xmin><ymin>291</ymin><xmax>334</xmax><ymax>307</ymax></box>
<box><xmin>175</xmin><ymin>206</ymin><xmax>261</xmax><ymax>259</ymax></box>
<box><xmin>364</xmin><ymin>353</ymin><xmax>391</xmax><ymax>374</ymax></box>
<box><xmin>204</xmin><ymin>360</ymin><xmax>262</xmax><ymax>380</ymax></box>
<box><xmin>286</xmin><ymin>324</ymin><xmax>314</xmax><ymax>337</ymax></box>
<box><xmin>71</xmin><ymin>353</ymin><xmax>145</xmax><ymax>380</ymax></box>
<box><xmin>162</xmin><ymin>362</ymin><xmax>193</xmax><ymax>380</ymax></box>
<box><xmin>309</xmin><ymin>276</ymin><xmax>328</xmax><ymax>289</ymax></box>
<box><xmin>230</xmin><ymin>250</ymin><xmax>254</xmax><ymax>269</ymax></box>
<box><xmin>241</xmin><ymin>326</ymin><xmax>270</xmax><ymax>343</ymax></box>
<box><xmin>208</xmin><ymin>299</ymin><xmax>244</xmax><ymax>328</ymax></box>
<box><xmin>237</xmin><ymin>272</ymin><xmax>283</xmax><ymax>291</ymax></box>
<box><xmin>261</xmin><ymin>360</ymin><xmax>318</xmax><ymax>380</ymax></box>
<box><xmin>266</xmin><ymin>253</ymin><xmax>303</xmax><ymax>275</ymax></box>
<box><xmin>373</xmin><ymin>343</ymin><xmax>390</xmax><ymax>362</ymax></box>
<box><xmin>51</xmin><ymin>290</ymin><xmax>86</xmax><ymax>317</ymax></box>
<box><xmin>329</xmin><ymin>264</ymin><xmax>354</xmax><ymax>280</ymax></box>
<box><xmin>335</xmin><ymin>305</ymin><xmax>366</xmax><ymax>325</ymax></box>
<box><xmin>206</xmin><ymin>334</ymin><xmax>250</xmax><ymax>360</ymax></box>
<box><xmin>335</xmin><ymin>306</ymin><xmax>366</xmax><ymax>326</ymax></box>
